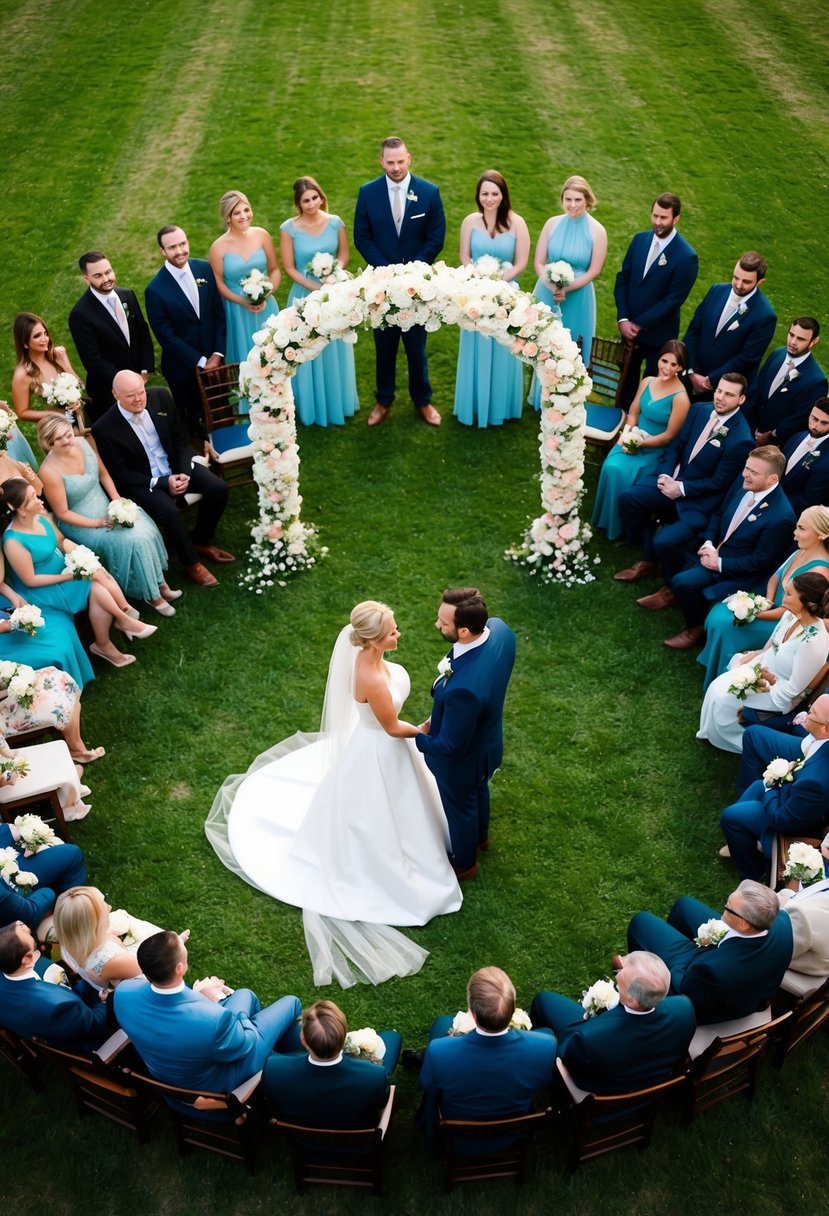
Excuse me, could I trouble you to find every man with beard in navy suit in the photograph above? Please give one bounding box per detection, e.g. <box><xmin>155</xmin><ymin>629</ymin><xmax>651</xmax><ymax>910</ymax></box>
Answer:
<box><xmin>749</xmin><ymin>317</ymin><xmax>827</xmax><ymax>446</ymax></box>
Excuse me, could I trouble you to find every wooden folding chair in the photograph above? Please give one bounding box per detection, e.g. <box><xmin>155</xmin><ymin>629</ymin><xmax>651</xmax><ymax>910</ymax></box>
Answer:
<box><xmin>773</xmin><ymin>976</ymin><xmax>829</xmax><ymax>1065</ymax></box>
<box><xmin>0</xmin><ymin>1025</ymin><xmax>42</xmax><ymax>1092</ymax></box>
<box><xmin>684</xmin><ymin>1010</ymin><xmax>791</xmax><ymax>1120</ymax></box>
<box><xmin>583</xmin><ymin>335</ymin><xmax>635</xmax><ymax>454</ymax></box>
<box><xmin>437</xmin><ymin>1104</ymin><xmax>550</xmax><ymax>1189</ymax></box>
<box><xmin>555</xmin><ymin>1058</ymin><xmax>685</xmax><ymax>1171</ymax></box>
<box><xmin>195</xmin><ymin>362</ymin><xmax>254</xmax><ymax>487</ymax></box>
<box><xmin>0</xmin><ymin>782</ymin><xmax>70</xmax><ymax>841</ymax></box>
<box><xmin>271</xmin><ymin>1085</ymin><xmax>395</xmax><ymax>1195</ymax></box>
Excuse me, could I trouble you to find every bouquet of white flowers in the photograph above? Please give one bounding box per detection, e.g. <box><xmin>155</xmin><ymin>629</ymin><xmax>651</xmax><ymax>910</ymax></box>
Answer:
<box><xmin>307</xmin><ymin>253</ymin><xmax>350</xmax><ymax>285</ymax></box>
<box><xmin>783</xmin><ymin>841</ymin><xmax>825</xmax><ymax>885</ymax></box>
<box><xmin>727</xmin><ymin>661</ymin><xmax>764</xmax><ymax>700</ymax></box>
<box><xmin>43</xmin><ymin>963</ymin><xmax>70</xmax><ymax>986</ymax></box>
<box><xmin>42</xmin><ymin>373</ymin><xmax>83</xmax><ymax>410</ymax></box>
<box><xmin>64</xmin><ymin>546</ymin><xmax>101</xmax><ymax>579</ymax></box>
<box><xmin>471</xmin><ymin>254</ymin><xmax>513</xmax><ymax>280</ymax></box>
<box><xmin>240</xmin><ymin>268</ymin><xmax>274</xmax><ymax>303</ymax></box>
<box><xmin>343</xmin><ymin>1027</ymin><xmax>386</xmax><ymax>1062</ymax></box>
<box><xmin>14</xmin><ymin>813</ymin><xmax>59</xmax><ymax>853</ymax></box>
<box><xmin>544</xmin><ymin>260</ymin><xmax>575</xmax><ymax>290</ymax></box>
<box><xmin>9</xmin><ymin>869</ymin><xmax>38</xmax><ymax>895</ymax></box>
<box><xmin>9</xmin><ymin>605</ymin><xmax>45</xmax><ymax>637</ymax></box>
<box><xmin>1</xmin><ymin>663</ymin><xmax>37</xmax><ymax>707</ymax></box>
<box><xmin>448</xmin><ymin>1010</ymin><xmax>477</xmax><ymax>1036</ymax></box>
<box><xmin>763</xmin><ymin>756</ymin><xmax>803</xmax><ymax>788</ymax></box>
<box><xmin>107</xmin><ymin>498</ymin><xmax>138</xmax><ymax>528</ymax></box>
<box><xmin>0</xmin><ymin>407</ymin><xmax>18</xmax><ymax>451</ymax></box>
<box><xmin>620</xmin><ymin>424</ymin><xmax>647</xmax><ymax>453</ymax></box>
<box><xmin>581</xmin><ymin>978</ymin><xmax>619</xmax><ymax>1019</ymax></box>
<box><xmin>0</xmin><ymin>755</ymin><xmax>30</xmax><ymax>781</ymax></box>
<box><xmin>723</xmin><ymin>590</ymin><xmax>772</xmax><ymax>626</ymax></box>
<box><xmin>0</xmin><ymin>846</ymin><xmax>20</xmax><ymax>881</ymax></box>
<box><xmin>694</xmin><ymin>918</ymin><xmax>729</xmax><ymax>948</ymax></box>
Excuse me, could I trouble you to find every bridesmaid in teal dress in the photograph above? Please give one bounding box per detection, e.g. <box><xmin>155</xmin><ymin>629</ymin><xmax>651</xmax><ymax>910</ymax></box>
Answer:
<box><xmin>0</xmin><ymin>555</ymin><xmax>93</xmax><ymax>689</ymax></box>
<box><xmin>453</xmin><ymin>170</ymin><xmax>530</xmax><ymax>427</ymax></box>
<box><xmin>36</xmin><ymin>417</ymin><xmax>174</xmax><ymax>611</ymax></box>
<box><xmin>1</xmin><ymin>479</ymin><xmax>155</xmax><ymax>669</ymax></box>
<box><xmin>698</xmin><ymin>505</ymin><xmax>829</xmax><ymax>686</ymax></box>
<box><xmin>208</xmin><ymin>190</ymin><xmax>280</xmax><ymax>371</ymax></box>
<box><xmin>592</xmin><ymin>341</ymin><xmax>691</xmax><ymax>540</ymax></box>
<box><xmin>528</xmin><ymin>175</ymin><xmax>607</xmax><ymax>408</ymax></box>
<box><xmin>279</xmin><ymin>176</ymin><xmax>359</xmax><ymax>426</ymax></box>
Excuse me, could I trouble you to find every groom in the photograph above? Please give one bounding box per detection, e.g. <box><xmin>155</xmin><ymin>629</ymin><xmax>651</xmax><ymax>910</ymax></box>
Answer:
<box><xmin>416</xmin><ymin>589</ymin><xmax>516</xmax><ymax>879</ymax></box>
<box><xmin>353</xmin><ymin>136</ymin><xmax>446</xmax><ymax>427</ymax></box>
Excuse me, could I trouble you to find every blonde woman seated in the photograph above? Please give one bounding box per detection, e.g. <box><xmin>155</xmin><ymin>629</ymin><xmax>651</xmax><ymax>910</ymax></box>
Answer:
<box><xmin>37</xmin><ymin>416</ymin><xmax>178</xmax><ymax>617</ymax></box>
<box><xmin>53</xmin><ymin>886</ymin><xmax>163</xmax><ymax>991</ymax></box>
<box><xmin>1</xmin><ymin>479</ymin><xmax>156</xmax><ymax>669</ymax></box>
<box><xmin>697</xmin><ymin>571</ymin><xmax>829</xmax><ymax>753</ymax></box>
<box><xmin>0</xmin><ymin>729</ymin><xmax>91</xmax><ymax>822</ymax></box>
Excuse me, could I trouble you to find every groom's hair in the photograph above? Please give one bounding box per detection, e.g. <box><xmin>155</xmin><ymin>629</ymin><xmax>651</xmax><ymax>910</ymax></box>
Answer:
<box><xmin>137</xmin><ymin>931</ymin><xmax>183</xmax><ymax>984</ymax></box>
<box><xmin>442</xmin><ymin>587</ymin><xmax>488</xmax><ymax>634</ymax></box>
<box><xmin>302</xmin><ymin>1000</ymin><xmax>347</xmax><ymax>1058</ymax></box>
<box><xmin>381</xmin><ymin>136</ymin><xmax>406</xmax><ymax>152</ymax></box>
<box><xmin>467</xmin><ymin>966</ymin><xmax>515</xmax><ymax>1032</ymax></box>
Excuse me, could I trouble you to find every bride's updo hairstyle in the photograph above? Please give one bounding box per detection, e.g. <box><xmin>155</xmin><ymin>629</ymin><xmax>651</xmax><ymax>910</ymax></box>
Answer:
<box><xmin>349</xmin><ymin>600</ymin><xmax>393</xmax><ymax>649</ymax></box>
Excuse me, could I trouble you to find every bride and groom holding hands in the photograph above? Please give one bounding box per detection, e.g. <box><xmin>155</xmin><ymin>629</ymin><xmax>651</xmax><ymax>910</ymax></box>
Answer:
<box><xmin>207</xmin><ymin>587</ymin><xmax>515</xmax><ymax>985</ymax></box>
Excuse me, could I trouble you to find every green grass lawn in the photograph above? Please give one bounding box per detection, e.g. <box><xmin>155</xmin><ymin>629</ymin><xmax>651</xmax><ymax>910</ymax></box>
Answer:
<box><xmin>1</xmin><ymin>1</ymin><xmax>829</xmax><ymax>1212</ymax></box>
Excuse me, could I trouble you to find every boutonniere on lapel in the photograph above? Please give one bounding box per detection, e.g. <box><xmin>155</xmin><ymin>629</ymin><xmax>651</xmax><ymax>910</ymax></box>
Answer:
<box><xmin>406</xmin><ymin>190</ymin><xmax>418</xmax><ymax>203</ymax></box>
<box><xmin>657</xmin><ymin>253</ymin><xmax>667</xmax><ymax>266</ymax></box>
<box><xmin>195</xmin><ymin>278</ymin><xmax>207</xmax><ymax>286</ymax></box>
<box><xmin>737</xmin><ymin>302</ymin><xmax>748</xmax><ymax>316</ymax></box>
<box><xmin>787</xmin><ymin>367</ymin><xmax>800</xmax><ymax>382</ymax></box>
<box><xmin>436</xmin><ymin>656</ymin><xmax>453</xmax><ymax>682</ymax></box>
<box><xmin>709</xmin><ymin>425</ymin><xmax>730</xmax><ymax>445</ymax></box>
<box><xmin>121</xmin><ymin>299</ymin><xmax>130</xmax><ymax>320</ymax></box>
<box><xmin>803</xmin><ymin>450</ymin><xmax>821</xmax><ymax>467</ymax></box>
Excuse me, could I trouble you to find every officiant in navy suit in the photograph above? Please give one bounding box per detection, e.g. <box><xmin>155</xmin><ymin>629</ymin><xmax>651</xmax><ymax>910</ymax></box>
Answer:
<box><xmin>416</xmin><ymin>589</ymin><xmax>516</xmax><ymax>878</ymax></box>
<box><xmin>144</xmin><ymin>226</ymin><xmax>226</xmax><ymax>434</ymax></box>
<box><xmin>354</xmin><ymin>136</ymin><xmax>446</xmax><ymax>427</ymax></box>
<box><xmin>614</xmin><ymin>192</ymin><xmax>698</xmax><ymax>408</ymax></box>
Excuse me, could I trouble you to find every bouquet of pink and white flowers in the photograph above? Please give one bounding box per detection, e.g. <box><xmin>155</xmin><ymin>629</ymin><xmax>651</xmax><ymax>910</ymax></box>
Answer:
<box><xmin>0</xmin><ymin>662</ymin><xmax>37</xmax><ymax>707</ymax></box>
<box><xmin>470</xmin><ymin>254</ymin><xmax>513</xmax><ymax>280</ymax></box>
<box><xmin>620</xmin><ymin>424</ymin><xmax>647</xmax><ymax>453</ymax></box>
<box><xmin>306</xmin><ymin>253</ymin><xmax>350</xmax><ymax>285</ymax></box>
<box><xmin>42</xmin><ymin>373</ymin><xmax>83</xmax><ymax>414</ymax></box>
<box><xmin>64</xmin><ymin>546</ymin><xmax>101</xmax><ymax>579</ymax></box>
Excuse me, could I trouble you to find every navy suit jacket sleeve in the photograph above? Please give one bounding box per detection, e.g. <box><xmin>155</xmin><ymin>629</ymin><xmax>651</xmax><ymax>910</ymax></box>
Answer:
<box><xmin>354</xmin><ymin>183</ymin><xmax>388</xmax><ymax>267</ymax></box>
<box><xmin>123</xmin><ymin>289</ymin><xmax>156</xmax><ymax>373</ymax></box>
<box><xmin>763</xmin><ymin>751</ymin><xmax>829</xmax><ymax>833</ymax></box>
<box><xmin>416</xmin><ymin>684</ymin><xmax>483</xmax><ymax>762</ymax></box>
<box><xmin>416</xmin><ymin>183</ymin><xmax>446</xmax><ymax>265</ymax></box>
<box><xmin>39</xmin><ymin>984</ymin><xmax>109</xmax><ymax>1044</ymax></box>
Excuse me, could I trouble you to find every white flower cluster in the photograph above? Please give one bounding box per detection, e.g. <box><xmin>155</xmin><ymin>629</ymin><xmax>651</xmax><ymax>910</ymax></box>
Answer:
<box><xmin>694</xmin><ymin>918</ymin><xmax>730</xmax><ymax>948</ymax></box>
<box><xmin>0</xmin><ymin>661</ymin><xmax>38</xmax><ymax>706</ymax></box>
<box><xmin>619</xmin><ymin>424</ymin><xmax>647</xmax><ymax>453</ymax></box>
<box><xmin>245</xmin><ymin>261</ymin><xmax>594</xmax><ymax>590</ymax></box>
<box><xmin>240</xmin><ymin>267</ymin><xmax>273</xmax><ymax>303</ymax></box>
<box><xmin>581</xmin><ymin>978</ymin><xmax>619</xmax><ymax>1018</ymax></box>
<box><xmin>783</xmin><ymin>841</ymin><xmax>824</xmax><ymax>885</ymax></box>
<box><xmin>544</xmin><ymin>260</ymin><xmax>575</xmax><ymax>289</ymax></box>
<box><xmin>469</xmin><ymin>254</ymin><xmax>513</xmax><ymax>280</ymax></box>
<box><xmin>343</xmin><ymin>1027</ymin><xmax>386</xmax><ymax>1061</ymax></box>
<box><xmin>0</xmin><ymin>847</ymin><xmax>37</xmax><ymax>892</ymax></box>
<box><xmin>42</xmin><ymin>373</ymin><xmax>83</xmax><ymax>409</ymax></box>
<box><xmin>724</xmin><ymin>590</ymin><xmax>772</xmax><ymax>625</ymax></box>
<box><xmin>9</xmin><ymin>605</ymin><xmax>44</xmax><ymax>636</ymax></box>
<box><xmin>0</xmin><ymin>406</ymin><xmax>18</xmax><ymax>450</ymax></box>
<box><xmin>64</xmin><ymin>545</ymin><xmax>101</xmax><ymax>579</ymax></box>
<box><xmin>762</xmin><ymin>757</ymin><xmax>800</xmax><ymax>788</ymax></box>
<box><xmin>14</xmin><ymin>813</ymin><xmax>58</xmax><ymax>853</ymax></box>
<box><xmin>449</xmin><ymin>1010</ymin><xmax>476</xmax><ymax>1035</ymax></box>
<box><xmin>727</xmin><ymin>661</ymin><xmax>764</xmax><ymax>700</ymax></box>
<box><xmin>307</xmin><ymin>252</ymin><xmax>351</xmax><ymax>285</ymax></box>
<box><xmin>108</xmin><ymin>498</ymin><xmax>138</xmax><ymax>527</ymax></box>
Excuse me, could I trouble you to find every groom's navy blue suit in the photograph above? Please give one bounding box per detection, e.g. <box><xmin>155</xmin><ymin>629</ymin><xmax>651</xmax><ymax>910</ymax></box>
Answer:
<box><xmin>353</xmin><ymin>173</ymin><xmax>445</xmax><ymax>408</ymax></box>
<box><xmin>416</xmin><ymin>619</ymin><xmax>515</xmax><ymax>871</ymax></box>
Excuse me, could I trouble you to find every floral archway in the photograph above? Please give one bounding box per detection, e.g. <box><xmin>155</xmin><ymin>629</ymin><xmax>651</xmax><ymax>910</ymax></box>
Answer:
<box><xmin>239</xmin><ymin>261</ymin><xmax>595</xmax><ymax>590</ymax></box>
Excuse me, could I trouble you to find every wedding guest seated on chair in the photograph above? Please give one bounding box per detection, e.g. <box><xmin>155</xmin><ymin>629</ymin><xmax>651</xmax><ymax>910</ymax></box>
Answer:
<box><xmin>530</xmin><ymin>951</ymin><xmax>695</xmax><ymax>1093</ymax></box>
<box><xmin>0</xmin><ymin>819</ymin><xmax>87</xmax><ymax>937</ymax></box>
<box><xmin>780</xmin><ymin>398</ymin><xmax>829</xmax><ymax>516</ymax></box>
<box><xmin>53</xmin><ymin>886</ymin><xmax>163</xmax><ymax>993</ymax></box>
<box><xmin>264</xmin><ymin>999</ymin><xmax>400</xmax><ymax>1130</ymax></box>
<box><xmin>624</xmin><ymin>881</ymin><xmax>792</xmax><ymax>1024</ymax></box>
<box><xmin>777</xmin><ymin>834</ymin><xmax>829</xmax><ymax>992</ymax></box>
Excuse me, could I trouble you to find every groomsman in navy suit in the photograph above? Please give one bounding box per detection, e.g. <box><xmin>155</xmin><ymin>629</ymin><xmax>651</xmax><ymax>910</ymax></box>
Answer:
<box><xmin>683</xmin><ymin>252</ymin><xmax>777</xmax><ymax>400</ymax></box>
<box><xmin>530</xmin><ymin>952</ymin><xmax>695</xmax><ymax>1093</ymax></box>
<box><xmin>721</xmin><ymin>695</ymin><xmax>829</xmax><ymax>880</ymax></box>
<box><xmin>747</xmin><ymin>317</ymin><xmax>826</xmax><ymax>445</ymax></box>
<box><xmin>614</xmin><ymin>372</ymin><xmax>754</xmax><ymax>583</ymax></box>
<box><xmin>417</xmin><ymin>967</ymin><xmax>556</xmax><ymax>1145</ymax></box>
<box><xmin>68</xmin><ymin>251</ymin><xmax>156</xmax><ymax>420</ymax></box>
<box><xmin>614</xmin><ymin>192</ymin><xmax>698</xmax><ymax>408</ymax></box>
<box><xmin>416</xmin><ymin>589</ymin><xmax>515</xmax><ymax>878</ymax></box>
<box><xmin>781</xmin><ymin>398</ymin><xmax>829</xmax><ymax>515</ymax></box>
<box><xmin>354</xmin><ymin>136</ymin><xmax>446</xmax><ymax>427</ymax></box>
<box><xmin>638</xmin><ymin>445</ymin><xmax>796</xmax><ymax>648</ymax></box>
<box><xmin>144</xmin><ymin>226</ymin><xmax>226</xmax><ymax>434</ymax></box>
<box><xmin>0</xmin><ymin>819</ymin><xmax>87</xmax><ymax>937</ymax></box>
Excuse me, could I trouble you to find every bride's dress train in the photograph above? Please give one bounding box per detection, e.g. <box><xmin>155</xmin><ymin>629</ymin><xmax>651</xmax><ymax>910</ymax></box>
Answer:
<box><xmin>206</xmin><ymin>651</ymin><xmax>462</xmax><ymax>987</ymax></box>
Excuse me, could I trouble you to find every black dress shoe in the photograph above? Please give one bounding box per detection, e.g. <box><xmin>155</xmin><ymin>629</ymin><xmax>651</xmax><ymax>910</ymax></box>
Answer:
<box><xmin>402</xmin><ymin>1048</ymin><xmax>425</xmax><ymax>1070</ymax></box>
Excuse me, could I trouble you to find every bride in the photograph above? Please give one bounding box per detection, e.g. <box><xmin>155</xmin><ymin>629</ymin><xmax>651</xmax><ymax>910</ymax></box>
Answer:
<box><xmin>206</xmin><ymin>601</ymin><xmax>462</xmax><ymax>987</ymax></box>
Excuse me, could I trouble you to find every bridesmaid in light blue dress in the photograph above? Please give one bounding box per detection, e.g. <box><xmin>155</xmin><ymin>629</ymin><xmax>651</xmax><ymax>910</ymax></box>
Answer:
<box><xmin>592</xmin><ymin>341</ymin><xmax>690</xmax><ymax>540</ymax></box>
<box><xmin>208</xmin><ymin>190</ymin><xmax>280</xmax><ymax>370</ymax></box>
<box><xmin>279</xmin><ymin>176</ymin><xmax>359</xmax><ymax>426</ymax></box>
<box><xmin>36</xmin><ymin>419</ymin><xmax>174</xmax><ymax>609</ymax></box>
<box><xmin>698</xmin><ymin>507</ymin><xmax>829</xmax><ymax>687</ymax></box>
<box><xmin>528</xmin><ymin>174</ymin><xmax>607</xmax><ymax>408</ymax></box>
<box><xmin>453</xmin><ymin>171</ymin><xmax>530</xmax><ymax>427</ymax></box>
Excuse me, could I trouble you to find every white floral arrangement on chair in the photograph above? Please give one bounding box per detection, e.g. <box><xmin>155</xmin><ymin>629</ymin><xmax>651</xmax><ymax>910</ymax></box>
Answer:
<box><xmin>14</xmin><ymin>814</ymin><xmax>58</xmax><ymax>853</ymax></box>
<box><xmin>64</xmin><ymin>546</ymin><xmax>101</xmax><ymax>579</ymax></box>
<box><xmin>581</xmin><ymin>979</ymin><xmax>619</xmax><ymax>1019</ymax></box>
<box><xmin>724</xmin><ymin>590</ymin><xmax>772</xmax><ymax>626</ymax></box>
<box><xmin>240</xmin><ymin>268</ymin><xmax>274</xmax><ymax>303</ymax></box>
<box><xmin>727</xmin><ymin>662</ymin><xmax>764</xmax><ymax>700</ymax></box>
<box><xmin>306</xmin><ymin>253</ymin><xmax>351</xmax><ymax>285</ymax></box>
<box><xmin>107</xmin><ymin>498</ymin><xmax>138</xmax><ymax>528</ymax></box>
<box><xmin>544</xmin><ymin>260</ymin><xmax>575</xmax><ymax>290</ymax></box>
<box><xmin>694</xmin><ymin>918</ymin><xmax>729</xmax><ymax>948</ymax></box>
<box><xmin>783</xmin><ymin>841</ymin><xmax>824</xmax><ymax>885</ymax></box>
<box><xmin>343</xmin><ymin>1027</ymin><xmax>386</xmax><ymax>1062</ymax></box>
<box><xmin>8</xmin><ymin>605</ymin><xmax>44</xmax><ymax>637</ymax></box>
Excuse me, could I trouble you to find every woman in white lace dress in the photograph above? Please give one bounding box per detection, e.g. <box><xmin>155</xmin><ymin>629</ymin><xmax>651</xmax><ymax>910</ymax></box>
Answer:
<box><xmin>53</xmin><ymin>886</ymin><xmax>162</xmax><ymax>991</ymax></box>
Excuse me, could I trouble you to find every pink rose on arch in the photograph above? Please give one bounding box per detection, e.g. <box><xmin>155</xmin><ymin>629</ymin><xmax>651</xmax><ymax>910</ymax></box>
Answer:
<box><xmin>512</xmin><ymin>339</ymin><xmax>526</xmax><ymax>354</ymax></box>
<box><xmin>287</xmin><ymin>541</ymin><xmax>304</xmax><ymax>555</ymax></box>
<box><xmin>562</xmin><ymin>470</ymin><xmax>580</xmax><ymax>485</ymax></box>
<box><xmin>267</xmin><ymin>523</ymin><xmax>284</xmax><ymax>542</ymax></box>
<box><xmin>467</xmin><ymin>306</ymin><xmax>481</xmax><ymax>320</ymax></box>
<box><xmin>537</xmin><ymin>350</ymin><xmax>551</xmax><ymax>361</ymax></box>
<box><xmin>558</xmin><ymin>521</ymin><xmax>579</xmax><ymax>542</ymax></box>
<box><xmin>284</xmin><ymin>347</ymin><xmax>297</xmax><ymax>361</ymax></box>
<box><xmin>525</xmin><ymin>306</ymin><xmax>539</xmax><ymax>324</ymax></box>
<box><xmin>523</xmin><ymin>342</ymin><xmax>538</xmax><ymax>359</ymax></box>
<box><xmin>545</xmin><ymin>436</ymin><xmax>560</xmax><ymax>452</ymax></box>
<box><xmin>269</xmin><ymin>491</ymin><xmax>282</xmax><ymax>503</ymax></box>
<box><xmin>545</xmin><ymin>408</ymin><xmax>563</xmax><ymax>424</ymax></box>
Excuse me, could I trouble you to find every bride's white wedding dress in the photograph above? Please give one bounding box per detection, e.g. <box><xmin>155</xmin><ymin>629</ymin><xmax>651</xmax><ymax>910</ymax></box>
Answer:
<box><xmin>206</xmin><ymin>640</ymin><xmax>462</xmax><ymax>988</ymax></box>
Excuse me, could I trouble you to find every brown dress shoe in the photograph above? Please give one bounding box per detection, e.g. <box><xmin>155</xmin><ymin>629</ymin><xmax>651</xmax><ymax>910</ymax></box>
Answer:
<box><xmin>185</xmin><ymin>562</ymin><xmax>219</xmax><ymax>587</ymax></box>
<box><xmin>419</xmin><ymin>404</ymin><xmax>441</xmax><ymax>427</ymax></box>
<box><xmin>195</xmin><ymin>545</ymin><xmax>236</xmax><ymax>563</ymax></box>
<box><xmin>613</xmin><ymin>560</ymin><xmax>657</xmax><ymax>583</ymax></box>
<box><xmin>453</xmin><ymin>862</ymin><xmax>479</xmax><ymax>881</ymax></box>
<box><xmin>636</xmin><ymin>586</ymin><xmax>676</xmax><ymax>611</ymax></box>
<box><xmin>367</xmin><ymin>404</ymin><xmax>390</xmax><ymax>427</ymax></box>
<box><xmin>663</xmin><ymin>626</ymin><xmax>705</xmax><ymax>650</ymax></box>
